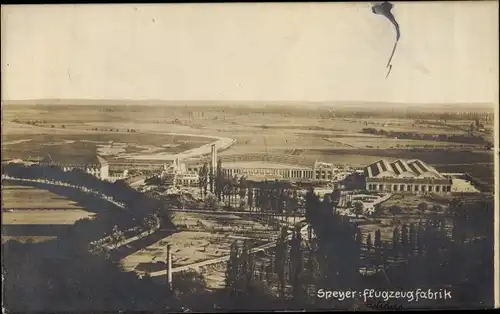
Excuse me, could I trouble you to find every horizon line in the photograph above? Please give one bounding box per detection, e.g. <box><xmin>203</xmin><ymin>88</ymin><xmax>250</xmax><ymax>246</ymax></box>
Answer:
<box><xmin>2</xmin><ymin>98</ymin><xmax>496</xmax><ymax>106</ymax></box>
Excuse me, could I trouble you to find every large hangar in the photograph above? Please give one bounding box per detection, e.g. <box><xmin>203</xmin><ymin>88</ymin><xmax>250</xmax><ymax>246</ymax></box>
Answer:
<box><xmin>364</xmin><ymin>159</ymin><xmax>452</xmax><ymax>194</ymax></box>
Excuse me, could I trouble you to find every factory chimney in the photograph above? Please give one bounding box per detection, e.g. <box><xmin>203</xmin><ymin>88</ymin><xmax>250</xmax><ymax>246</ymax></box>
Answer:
<box><xmin>211</xmin><ymin>144</ymin><xmax>217</xmax><ymax>170</ymax></box>
<box><xmin>166</xmin><ymin>244</ymin><xmax>172</xmax><ymax>292</ymax></box>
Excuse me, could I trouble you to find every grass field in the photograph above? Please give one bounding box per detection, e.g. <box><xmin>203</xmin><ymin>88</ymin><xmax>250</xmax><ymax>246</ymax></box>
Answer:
<box><xmin>2</xmin><ymin>184</ymin><xmax>89</xmax><ymax>211</ymax></box>
<box><xmin>1</xmin><ymin>184</ymin><xmax>95</xmax><ymax>243</ymax></box>
<box><xmin>2</xmin><ymin>211</ymin><xmax>94</xmax><ymax>225</ymax></box>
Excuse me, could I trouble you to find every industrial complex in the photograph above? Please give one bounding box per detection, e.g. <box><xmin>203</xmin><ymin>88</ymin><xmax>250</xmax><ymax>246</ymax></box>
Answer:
<box><xmin>134</xmin><ymin>144</ymin><xmax>460</xmax><ymax>196</ymax></box>
<box><xmin>15</xmin><ymin>143</ymin><xmax>475</xmax><ymax>196</ymax></box>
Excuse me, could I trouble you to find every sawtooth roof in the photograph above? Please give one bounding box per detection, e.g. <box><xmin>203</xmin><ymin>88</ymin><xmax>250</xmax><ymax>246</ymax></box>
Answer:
<box><xmin>364</xmin><ymin>159</ymin><xmax>444</xmax><ymax>179</ymax></box>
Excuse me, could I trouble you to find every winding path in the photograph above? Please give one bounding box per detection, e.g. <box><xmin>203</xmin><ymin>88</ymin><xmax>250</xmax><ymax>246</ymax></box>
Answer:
<box><xmin>2</xmin><ymin>176</ymin><xmax>126</xmax><ymax>209</ymax></box>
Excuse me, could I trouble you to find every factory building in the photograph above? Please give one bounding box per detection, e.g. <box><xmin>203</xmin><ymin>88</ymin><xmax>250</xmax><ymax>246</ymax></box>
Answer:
<box><xmin>364</xmin><ymin>159</ymin><xmax>452</xmax><ymax>194</ymax></box>
<box><xmin>160</xmin><ymin>158</ymin><xmax>199</xmax><ymax>186</ymax></box>
<box><xmin>41</xmin><ymin>154</ymin><xmax>109</xmax><ymax>180</ymax></box>
<box><xmin>186</xmin><ymin>154</ymin><xmax>346</xmax><ymax>182</ymax></box>
<box><xmin>155</xmin><ymin>145</ymin><xmax>358</xmax><ymax>186</ymax></box>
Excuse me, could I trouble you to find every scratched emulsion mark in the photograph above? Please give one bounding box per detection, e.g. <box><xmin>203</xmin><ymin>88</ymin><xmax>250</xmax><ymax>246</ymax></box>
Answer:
<box><xmin>371</xmin><ymin>1</ymin><xmax>400</xmax><ymax>78</ymax></box>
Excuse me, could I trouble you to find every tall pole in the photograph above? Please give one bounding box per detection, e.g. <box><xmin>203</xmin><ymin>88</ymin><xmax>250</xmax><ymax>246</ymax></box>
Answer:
<box><xmin>167</xmin><ymin>244</ymin><xmax>172</xmax><ymax>292</ymax></box>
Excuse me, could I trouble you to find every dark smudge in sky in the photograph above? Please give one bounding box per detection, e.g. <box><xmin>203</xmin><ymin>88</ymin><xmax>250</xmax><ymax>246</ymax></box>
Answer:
<box><xmin>372</xmin><ymin>1</ymin><xmax>400</xmax><ymax>79</ymax></box>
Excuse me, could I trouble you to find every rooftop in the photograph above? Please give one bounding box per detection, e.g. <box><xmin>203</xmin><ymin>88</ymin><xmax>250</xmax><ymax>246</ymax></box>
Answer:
<box><xmin>364</xmin><ymin>159</ymin><xmax>444</xmax><ymax>179</ymax></box>
<box><xmin>223</xmin><ymin>161</ymin><xmax>310</xmax><ymax>170</ymax></box>
<box><xmin>40</xmin><ymin>153</ymin><xmax>108</xmax><ymax>167</ymax></box>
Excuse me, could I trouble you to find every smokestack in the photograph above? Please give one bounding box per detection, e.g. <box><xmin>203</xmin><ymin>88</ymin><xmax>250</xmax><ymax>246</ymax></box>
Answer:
<box><xmin>211</xmin><ymin>144</ymin><xmax>217</xmax><ymax>170</ymax></box>
<box><xmin>166</xmin><ymin>244</ymin><xmax>172</xmax><ymax>291</ymax></box>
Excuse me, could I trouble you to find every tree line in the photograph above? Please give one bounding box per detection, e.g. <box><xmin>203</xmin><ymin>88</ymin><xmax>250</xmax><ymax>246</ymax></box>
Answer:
<box><xmin>361</xmin><ymin>127</ymin><xmax>489</xmax><ymax>146</ymax></box>
<box><xmin>2</xmin><ymin>163</ymin><xmax>174</xmax><ymax>242</ymax></box>
<box><xmin>197</xmin><ymin>160</ymin><xmax>306</xmax><ymax>223</ymax></box>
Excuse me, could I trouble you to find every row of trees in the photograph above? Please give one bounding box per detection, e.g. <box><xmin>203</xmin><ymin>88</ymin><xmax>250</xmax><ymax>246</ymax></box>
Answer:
<box><xmin>11</xmin><ymin>119</ymin><xmax>47</xmax><ymax>125</ymax></box>
<box><xmin>361</xmin><ymin>127</ymin><xmax>489</xmax><ymax>145</ymax></box>
<box><xmin>225</xmin><ymin>225</ymin><xmax>320</xmax><ymax>306</ymax></box>
<box><xmin>198</xmin><ymin>160</ymin><xmax>304</xmax><ymax>217</ymax></box>
<box><xmin>89</xmin><ymin>127</ymin><xmax>137</xmax><ymax>132</ymax></box>
<box><xmin>326</xmin><ymin>110</ymin><xmax>493</xmax><ymax>121</ymax></box>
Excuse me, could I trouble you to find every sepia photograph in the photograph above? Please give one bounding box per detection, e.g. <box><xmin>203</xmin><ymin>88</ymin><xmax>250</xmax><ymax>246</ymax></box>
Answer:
<box><xmin>1</xmin><ymin>2</ymin><xmax>498</xmax><ymax>312</ymax></box>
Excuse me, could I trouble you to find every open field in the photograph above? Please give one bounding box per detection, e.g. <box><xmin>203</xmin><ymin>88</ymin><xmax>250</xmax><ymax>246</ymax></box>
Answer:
<box><xmin>2</xmin><ymin>184</ymin><xmax>91</xmax><ymax>212</ymax></box>
<box><xmin>121</xmin><ymin>211</ymin><xmax>275</xmax><ymax>276</ymax></box>
<box><xmin>2</xmin><ymin>211</ymin><xmax>94</xmax><ymax>225</ymax></box>
<box><xmin>1</xmin><ymin>184</ymin><xmax>95</xmax><ymax>243</ymax></box>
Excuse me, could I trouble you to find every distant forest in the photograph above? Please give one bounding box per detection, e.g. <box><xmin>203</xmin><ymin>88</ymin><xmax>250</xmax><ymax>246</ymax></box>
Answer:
<box><xmin>3</xmin><ymin>100</ymin><xmax>494</xmax><ymax>121</ymax></box>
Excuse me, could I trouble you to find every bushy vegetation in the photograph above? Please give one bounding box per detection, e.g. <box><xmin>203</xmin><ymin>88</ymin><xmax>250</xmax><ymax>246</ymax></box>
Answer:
<box><xmin>361</xmin><ymin>127</ymin><xmax>489</xmax><ymax>146</ymax></box>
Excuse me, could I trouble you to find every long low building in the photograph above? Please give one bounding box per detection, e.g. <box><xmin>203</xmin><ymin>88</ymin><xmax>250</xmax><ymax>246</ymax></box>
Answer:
<box><xmin>364</xmin><ymin>159</ymin><xmax>452</xmax><ymax>194</ymax></box>
<box><xmin>185</xmin><ymin>159</ymin><xmax>348</xmax><ymax>182</ymax></box>
<box><xmin>39</xmin><ymin>154</ymin><xmax>110</xmax><ymax>180</ymax></box>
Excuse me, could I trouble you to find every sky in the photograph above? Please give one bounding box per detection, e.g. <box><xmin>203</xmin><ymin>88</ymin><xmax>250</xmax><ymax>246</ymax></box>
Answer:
<box><xmin>1</xmin><ymin>2</ymin><xmax>498</xmax><ymax>104</ymax></box>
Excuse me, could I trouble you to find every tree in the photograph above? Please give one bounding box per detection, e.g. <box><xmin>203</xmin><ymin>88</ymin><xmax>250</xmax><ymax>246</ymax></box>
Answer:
<box><xmin>178</xmin><ymin>192</ymin><xmax>186</xmax><ymax>210</ymax></box>
<box><xmin>247</xmin><ymin>186</ymin><xmax>254</xmax><ymax>211</ymax></box>
<box><xmin>225</xmin><ymin>241</ymin><xmax>240</xmax><ymax>292</ymax></box>
<box><xmin>275</xmin><ymin>227</ymin><xmax>288</xmax><ymax>299</ymax></box>
<box><xmin>366</xmin><ymin>233</ymin><xmax>373</xmax><ymax>252</ymax></box>
<box><xmin>142</xmin><ymin>213</ymin><xmax>160</xmax><ymax>234</ymax></box>
<box><xmin>416</xmin><ymin>220</ymin><xmax>425</xmax><ymax>255</ymax></box>
<box><xmin>352</xmin><ymin>201</ymin><xmax>364</xmax><ymax>218</ymax></box>
<box><xmin>431</xmin><ymin>204</ymin><xmax>442</xmax><ymax>212</ymax></box>
<box><xmin>408</xmin><ymin>223</ymin><xmax>416</xmax><ymax>253</ymax></box>
<box><xmin>355</xmin><ymin>228</ymin><xmax>363</xmax><ymax>247</ymax></box>
<box><xmin>289</xmin><ymin>226</ymin><xmax>304</xmax><ymax>301</ymax></box>
<box><xmin>240</xmin><ymin>240</ymin><xmax>255</xmax><ymax>291</ymax></box>
<box><xmin>110</xmin><ymin>225</ymin><xmax>125</xmax><ymax>249</ymax></box>
<box><xmin>214</xmin><ymin>159</ymin><xmax>223</xmax><ymax>199</ymax></box>
<box><xmin>374</xmin><ymin>229</ymin><xmax>382</xmax><ymax>249</ymax></box>
<box><xmin>417</xmin><ymin>202</ymin><xmax>428</xmax><ymax>215</ymax></box>
<box><xmin>238</xmin><ymin>176</ymin><xmax>247</xmax><ymax>210</ymax></box>
<box><xmin>400</xmin><ymin>223</ymin><xmax>409</xmax><ymax>254</ymax></box>
<box><xmin>209</xmin><ymin>164</ymin><xmax>215</xmax><ymax>194</ymax></box>
<box><xmin>88</xmin><ymin>239</ymin><xmax>111</xmax><ymax>259</ymax></box>
<box><xmin>304</xmin><ymin>188</ymin><xmax>319</xmax><ymax>224</ymax></box>
<box><xmin>389</xmin><ymin>205</ymin><xmax>402</xmax><ymax>217</ymax></box>
<box><xmin>198</xmin><ymin>163</ymin><xmax>208</xmax><ymax>198</ymax></box>
<box><xmin>204</xmin><ymin>193</ymin><xmax>218</xmax><ymax>210</ymax></box>
<box><xmin>392</xmin><ymin>227</ymin><xmax>400</xmax><ymax>258</ymax></box>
